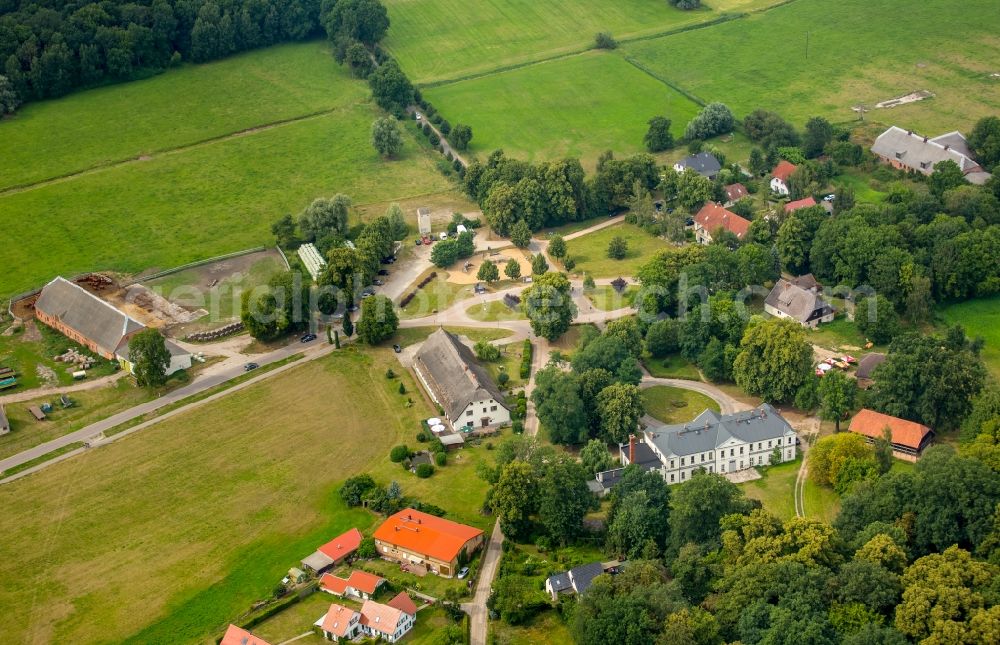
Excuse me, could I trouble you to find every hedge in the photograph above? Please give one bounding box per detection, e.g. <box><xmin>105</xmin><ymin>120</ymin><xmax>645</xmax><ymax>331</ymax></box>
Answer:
<box><xmin>519</xmin><ymin>340</ymin><xmax>533</xmax><ymax>379</ymax></box>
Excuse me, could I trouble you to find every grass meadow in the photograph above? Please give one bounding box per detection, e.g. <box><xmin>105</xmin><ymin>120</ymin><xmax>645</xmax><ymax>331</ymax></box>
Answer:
<box><xmin>938</xmin><ymin>295</ymin><xmax>1000</xmax><ymax>378</ymax></box>
<box><xmin>624</xmin><ymin>0</ymin><xmax>1000</xmax><ymax>131</ymax></box>
<box><xmin>641</xmin><ymin>385</ymin><xmax>720</xmax><ymax>424</ymax></box>
<box><xmin>382</xmin><ymin>0</ymin><xmax>778</xmax><ymax>85</ymax></box>
<box><xmin>0</xmin><ymin>347</ymin><xmax>491</xmax><ymax>644</ymax></box>
<box><xmin>424</xmin><ymin>51</ymin><xmax>701</xmax><ymax>168</ymax></box>
<box><xmin>565</xmin><ymin>221</ymin><xmax>669</xmax><ymax>278</ymax></box>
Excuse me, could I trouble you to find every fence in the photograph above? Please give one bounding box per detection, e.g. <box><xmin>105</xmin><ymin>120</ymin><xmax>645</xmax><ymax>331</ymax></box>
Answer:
<box><xmin>123</xmin><ymin>246</ymin><xmax>268</xmax><ymax>286</ymax></box>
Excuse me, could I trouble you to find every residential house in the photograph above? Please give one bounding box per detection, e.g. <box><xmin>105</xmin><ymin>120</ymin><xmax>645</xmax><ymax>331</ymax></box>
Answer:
<box><xmin>770</xmin><ymin>160</ymin><xmax>797</xmax><ymax>195</ymax></box>
<box><xmin>545</xmin><ymin>561</ymin><xmax>608</xmax><ymax>600</ymax></box>
<box><xmin>673</xmin><ymin>152</ymin><xmax>722</xmax><ymax>180</ymax></box>
<box><xmin>723</xmin><ymin>183</ymin><xmax>749</xmax><ymax>206</ymax></box>
<box><xmin>301</xmin><ymin>528</ymin><xmax>363</xmax><ymax>573</ymax></box>
<box><xmin>34</xmin><ymin>276</ymin><xmax>191</xmax><ymax>375</ymax></box>
<box><xmin>386</xmin><ymin>591</ymin><xmax>418</xmax><ymax>616</ymax></box>
<box><xmin>417</xmin><ymin>207</ymin><xmax>432</xmax><ymax>235</ymax></box>
<box><xmin>315</xmin><ymin>597</ymin><xmax>416</xmax><ymax>643</ymax></box>
<box><xmin>764</xmin><ymin>278</ymin><xmax>835</xmax><ymax>328</ymax></box>
<box><xmin>413</xmin><ymin>329</ymin><xmax>510</xmax><ymax>430</ymax></box>
<box><xmin>870</xmin><ymin>126</ymin><xmax>992</xmax><ymax>185</ymax></box>
<box><xmin>855</xmin><ymin>353</ymin><xmax>886</xmax><ymax>389</ymax></box>
<box><xmin>220</xmin><ymin>624</ymin><xmax>273</xmax><ymax>645</ymax></box>
<box><xmin>373</xmin><ymin>508</ymin><xmax>485</xmax><ymax>577</ymax></box>
<box><xmin>298</xmin><ymin>243</ymin><xmax>328</xmax><ymax>282</ymax></box>
<box><xmin>849</xmin><ymin>408</ymin><xmax>933</xmax><ymax>461</ymax></box>
<box><xmin>596</xmin><ymin>405</ymin><xmax>797</xmax><ymax>487</ymax></box>
<box><xmin>784</xmin><ymin>196</ymin><xmax>818</xmax><ymax>213</ymax></box>
<box><xmin>692</xmin><ymin>202</ymin><xmax>751</xmax><ymax>245</ymax></box>
<box><xmin>587</xmin><ymin>435</ymin><xmax>661</xmax><ymax>497</ymax></box>
<box><xmin>316</xmin><ymin>603</ymin><xmax>362</xmax><ymax>642</ymax></box>
<box><xmin>0</xmin><ymin>404</ymin><xmax>9</xmax><ymax>436</ymax></box>
<box><xmin>320</xmin><ymin>570</ymin><xmax>385</xmax><ymax>600</ymax></box>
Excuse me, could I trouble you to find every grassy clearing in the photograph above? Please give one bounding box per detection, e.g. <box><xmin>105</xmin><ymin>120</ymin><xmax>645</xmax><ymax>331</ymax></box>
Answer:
<box><xmin>465</xmin><ymin>300</ymin><xmax>525</xmax><ymax>322</ymax></box>
<box><xmin>399</xmin><ymin>273</ymin><xmax>475</xmax><ymax>319</ymax></box>
<box><xmin>484</xmin><ymin>343</ymin><xmax>526</xmax><ymax>391</ymax></box>
<box><xmin>641</xmin><ymin>385</ymin><xmax>720</xmax><ymax>424</ymax></box>
<box><xmin>549</xmin><ymin>323</ymin><xmax>599</xmax><ymax>358</ymax></box>
<box><xmin>424</xmin><ymin>51</ymin><xmax>701</xmax><ymax>169</ymax></box>
<box><xmin>585</xmin><ymin>285</ymin><xmax>638</xmax><ymax>311</ymax></box>
<box><xmin>0</xmin><ymin>53</ymin><xmax>455</xmax><ymax>300</ymax></box>
<box><xmin>0</xmin><ymin>321</ymin><xmax>117</xmax><ymax>391</ymax></box>
<box><xmin>0</xmin><ymin>348</ymin><xmax>479</xmax><ymax>644</ymax></box>
<box><xmin>642</xmin><ymin>354</ymin><xmax>702</xmax><ymax>380</ymax></box>
<box><xmin>566</xmin><ymin>222</ymin><xmax>668</xmax><ymax>278</ymax></box>
<box><xmin>383</xmin><ymin>0</ymin><xmax>776</xmax><ymax>85</ymax></box>
<box><xmin>803</xmin><ymin>477</ymin><xmax>841</xmax><ymax>524</ymax></box>
<box><xmin>0</xmin><ymin>42</ymin><xmax>356</xmax><ymax>190</ymax></box>
<box><xmin>624</xmin><ymin>0</ymin><xmax>1000</xmax><ymax>132</ymax></box>
<box><xmin>937</xmin><ymin>295</ymin><xmax>1000</xmax><ymax>378</ymax></box>
<box><xmin>251</xmin><ymin>592</ymin><xmax>331</xmax><ymax>645</ymax></box>
<box><xmin>740</xmin><ymin>458</ymin><xmax>800</xmax><ymax>520</ymax></box>
<box><xmin>805</xmin><ymin>316</ymin><xmax>870</xmax><ymax>351</ymax></box>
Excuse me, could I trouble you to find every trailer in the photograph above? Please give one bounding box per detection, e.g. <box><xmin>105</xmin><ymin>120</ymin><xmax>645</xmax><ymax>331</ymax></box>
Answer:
<box><xmin>0</xmin><ymin>377</ymin><xmax>17</xmax><ymax>391</ymax></box>
<box><xmin>28</xmin><ymin>405</ymin><xmax>46</xmax><ymax>421</ymax></box>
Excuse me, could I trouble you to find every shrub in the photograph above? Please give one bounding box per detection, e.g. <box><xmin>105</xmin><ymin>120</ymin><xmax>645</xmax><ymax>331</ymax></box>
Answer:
<box><xmin>422</xmin><ymin>122</ymin><xmax>431</xmax><ymax>136</ymax></box>
<box><xmin>431</xmin><ymin>113</ymin><xmax>443</xmax><ymax>125</ymax></box>
<box><xmin>434</xmin><ymin>451</ymin><xmax>447</xmax><ymax>467</ymax></box>
<box><xmin>453</xmin><ymin>159</ymin><xmax>464</xmax><ymax>172</ymax></box>
<box><xmin>340</xmin><ymin>474</ymin><xmax>377</xmax><ymax>506</ymax></box>
<box><xmin>430</xmin><ymin>133</ymin><xmax>440</xmax><ymax>146</ymax></box>
<box><xmin>607</xmin><ymin>235</ymin><xmax>628</xmax><ymax>259</ymax></box>
<box><xmin>563</xmin><ymin>257</ymin><xmax>576</xmax><ymax>271</ymax></box>
<box><xmin>425</xmin><ymin>104</ymin><xmax>436</xmax><ymax>117</ymax></box>
<box><xmin>416</xmin><ymin>432</ymin><xmax>428</xmax><ymax>442</ymax></box>
<box><xmin>440</xmin><ymin>120</ymin><xmax>451</xmax><ymax>134</ymax></box>
<box><xmin>415</xmin><ymin>463</ymin><xmax>435</xmax><ymax>478</ymax></box>
<box><xmin>385</xmin><ymin>368</ymin><xmax>395</xmax><ymax>379</ymax></box>
<box><xmin>390</xmin><ymin>445</ymin><xmax>410</xmax><ymax>462</ymax></box>
<box><xmin>475</xmin><ymin>340</ymin><xmax>501</xmax><ymax>362</ymax></box>
<box><xmin>498</xmin><ymin>371</ymin><xmax>510</xmax><ymax>387</ymax></box>
<box><xmin>520</xmin><ymin>340</ymin><xmax>533</xmax><ymax>379</ymax></box>
<box><xmin>446</xmin><ymin>151</ymin><xmax>454</xmax><ymax>161</ymax></box>
<box><xmin>357</xmin><ymin>536</ymin><xmax>377</xmax><ymax>559</ymax></box>
<box><xmin>512</xmin><ymin>420</ymin><xmax>524</xmax><ymax>434</ymax></box>
<box><xmin>398</xmin><ymin>382</ymin><xmax>406</xmax><ymax>394</ymax></box>
<box><xmin>595</xmin><ymin>32</ymin><xmax>617</xmax><ymax>50</ymax></box>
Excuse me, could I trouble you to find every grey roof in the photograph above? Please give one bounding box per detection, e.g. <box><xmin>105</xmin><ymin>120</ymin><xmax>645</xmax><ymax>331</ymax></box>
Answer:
<box><xmin>439</xmin><ymin>433</ymin><xmax>466</xmax><ymax>446</ymax></box>
<box><xmin>676</xmin><ymin>152</ymin><xmax>722</xmax><ymax>177</ymax></box>
<box><xmin>35</xmin><ymin>277</ymin><xmax>144</xmax><ymax>356</ymax></box>
<box><xmin>790</xmin><ymin>273</ymin><xmax>821</xmax><ymax>291</ymax></box>
<box><xmin>871</xmin><ymin>127</ymin><xmax>991</xmax><ymax>183</ymax></box>
<box><xmin>623</xmin><ymin>441</ymin><xmax>660</xmax><ymax>469</ymax></box>
<box><xmin>765</xmin><ymin>279</ymin><xmax>834</xmax><ymax>324</ymax></box>
<box><xmin>547</xmin><ymin>561</ymin><xmax>606</xmax><ymax>596</ymax></box>
<box><xmin>120</xmin><ymin>337</ymin><xmax>189</xmax><ymax>360</ymax></box>
<box><xmin>856</xmin><ymin>353</ymin><xmax>886</xmax><ymax>380</ymax></box>
<box><xmin>647</xmin><ymin>404</ymin><xmax>796</xmax><ymax>458</ymax></box>
<box><xmin>546</xmin><ymin>571</ymin><xmax>572</xmax><ymax>593</ymax></box>
<box><xmin>414</xmin><ymin>329</ymin><xmax>507</xmax><ymax>422</ymax></box>
<box><xmin>301</xmin><ymin>550</ymin><xmax>335</xmax><ymax>572</ymax></box>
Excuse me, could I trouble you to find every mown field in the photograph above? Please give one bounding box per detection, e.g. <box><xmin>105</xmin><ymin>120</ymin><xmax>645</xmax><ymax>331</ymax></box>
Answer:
<box><xmin>641</xmin><ymin>385</ymin><xmax>720</xmax><ymax>424</ymax></box>
<box><xmin>383</xmin><ymin>0</ymin><xmax>781</xmax><ymax>84</ymax></box>
<box><xmin>938</xmin><ymin>295</ymin><xmax>1000</xmax><ymax>378</ymax></box>
<box><xmin>624</xmin><ymin>0</ymin><xmax>1000</xmax><ymax>131</ymax></box>
<box><xmin>424</xmin><ymin>51</ymin><xmax>700</xmax><ymax>168</ymax></box>
<box><xmin>565</xmin><ymin>221</ymin><xmax>669</xmax><ymax>278</ymax></box>
<box><xmin>0</xmin><ymin>43</ymin><xmax>456</xmax><ymax>299</ymax></box>
<box><xmin>0</xmin><ymin>347</ymin><xmax>488</xmax><ymax>644</ymax></box>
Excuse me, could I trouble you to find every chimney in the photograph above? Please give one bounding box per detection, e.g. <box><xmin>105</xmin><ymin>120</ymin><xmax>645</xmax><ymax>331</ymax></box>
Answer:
<box><xmin>629</xmin><ymin>434</ymin><xmax>636</xmax><ymax>464</ymax></box>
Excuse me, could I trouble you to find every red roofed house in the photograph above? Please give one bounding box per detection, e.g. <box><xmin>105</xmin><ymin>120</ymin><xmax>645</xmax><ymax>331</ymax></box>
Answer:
<box><xmin>770</xmin><ymin>160</ymin><xmax>797</xmax><ymax>196</ymax></box>
<box><xmin>693</xmin><ymin>203</ymin><xmax>751</xmax><ymax>245</ymax></box>
<box><xmin>723</xmin><ymin>182</ymin><xmax>749</xmax><ymax>206</ymax></box>
<box><xmin>784</xmin><ymin>196</ymin><xmax>818</xmax><ymax>213</ymax></box>
<box><xmin>373</xmin><ymin>508</ymin><xmax>485</xmax><ymax>577</ymax></box>
<box><xmin>315</xmin><ymin>603</ymin><xmax>362</xmax><ymax>642</ymax></box>
<box><xmin>386</xmin><ymin>591</ymin><xmax>418</xmax><ymax>616</ymax></box>
<box><xmin>315</xmin><ymin>598</ymin><xmax>416</xmax><ymax>643</ymax></box>
<box><xmin>301</xmin><ymin>528</ymin><xmax>363</xmax><ymax>573</ymax></box>
<box><xmin>849</xmin><ymin>408</ymin><xmax>934</xmax><ymax>461</ymax></box>
<box><xmin>320</xmin><ymin>569</ymin><xmax>386</xmax><ymax>600</ymax></box>
<box><xmin>220</xmin><ymin>624</ymin><xmax>274</xmax><ymax>645</ymax></box>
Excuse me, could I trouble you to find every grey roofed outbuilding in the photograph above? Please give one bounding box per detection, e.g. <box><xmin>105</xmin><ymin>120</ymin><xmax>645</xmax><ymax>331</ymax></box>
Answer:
<box><xmin>413</xmin><ymin>329</ymin><xmax>507</xmax><ymax>422</ymax></box>
<box><xmin>647</xmin><ymin>404</ymin><xmax>795</xmax><ymax>458</ymax></box>
<box><xmin>438</xmin><ymin>433</ymin><xmax>466</xmax><ymax>447</ymax></box>
<box><xmin>35</xmin><ymin>277</ymin><xmax>144</xmax><ymax>357</ymax></box>
<box><xmin>856</xmin><ymin>353</ymin><xmax>886</xmax><ymax>380</ymax></box>
<box><xmin>119</xmin><ymin>336</ymin><xmax>189</xmax><ymax>359</ymax></box>
<box><xmin>546</xmin><ymin>561</ymin><xmax>606</xmax><ymax>596</ymax></box>
<box><xmin>871</xmin><ymin>127</ymin><xmax>991</xmax><ymax>184</ymax></box>
<box><xmin>675</xmin><ymin>152</ymin><xmax>722</xmax><ymax>178</ymax></box>
<box><xmin>301</xmin><ymin>550</ymin><xmax>335</xmax><ymax>572</ymax></box>
<box><xmin>765</xmin><ymin>278</ymin><xmax>834</xmax><ymax>324</ymax></box>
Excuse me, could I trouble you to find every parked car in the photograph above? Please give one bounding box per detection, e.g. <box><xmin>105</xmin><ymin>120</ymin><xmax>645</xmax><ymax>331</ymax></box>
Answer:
<box><xmin>415</xmin><ymin>238</ymin><xmax>422</xmax><ymax>246</ymax></box>
<box><xmin>378</xmin><ymin>269</ymin><xmax>390</xmax><ymax>276</ymax></box>
<box><xmin>415</xmin><ymin>112</ymin><xmax>422</xmax><ymax>120</ymax></box>
<box><xmin>457</xmin><ymin>567</ymin><xmax>470</xmax><ymax>579</ymax></box>
<box><xmin>439</xmin><ymin>232</ymin><xmax>448</xmax><ymax>240</ymax></box>
<box><xmin>244</xmin><ymin>362</ymin><xmax>259</xmax><ymax>372</ymax></box>
<box><xmin>393</xmin><ymin>344</ymin><xmax>402</xmax><ymax>353</ymax></box>
<box><xmin>654</xmin><ymin>200</ymin><xmax>664</xmax><ymax>212</ymax></box>
<box><xmin>300</xmin><ymin>333</ymin><xmax>317</xmax><ymax>343</ymax></box>
<box><xmin>373</xmin><ymin>279</ymin><xmax>384</xmax><ymax>286</ymax></box>
<box><xmin>348</xmin><ymin>305</ymin><xmax>359</xmax><ymax>312</ymax></box>
<box><xmin>824</xmin><ymin>194</ymin><xmax>836</xmax><ymax>201</ymax></box>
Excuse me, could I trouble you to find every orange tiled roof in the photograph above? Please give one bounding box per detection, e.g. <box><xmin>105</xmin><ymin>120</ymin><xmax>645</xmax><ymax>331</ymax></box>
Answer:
<box><xmin>694</xmin><ymin>203</ymin><xmax>751</xmax><ymax>239</ymax></box>
<box><xmin>320</xmin><ymin>573</ymin><xmax>349</xmax><ymax>596</ymax></box>
<box><xmin>784</xmin><ymin>196</ymin><xmax>818</xmax><ymax>212</ymax></box>
<box><xmin>373</xmin><ymin>508</ymin><xmax>483</xmax><ymax>563</ymax></box>
<box><xmin>321</xmin><ymin>603</ymin><xmax>360</xmax><ymax>638</ymax></box>
<box><xmin>772</xmin><ymin>160</ymin><xmax>797</xmax><ymax>182</ymax></box>
<box><xmin>360</xmin><ymin>599</ymin><xmax>405</xmax><ymax>636</ymax></box>
<box><xmin>318</xmin><ymin>527</ymin><xmax>363</xmax><ymax>560</ymax></box>
<box><xmin>348</xmin><ymin>570</ymin><xmax>385</xmax><ymax>594</ymax></box>
<box><xmin>849</xmin><ymin>408</ymin><xmax>932</xmax><ymax>450</ymax></box>
<box><xmin>387</xmin><ymin>592</ymin><xmax>418</xmax><ymax>616</ymax></box>
<box><xmin>220</xmin><ymin>624</ymin><xmax>274</xmax><ymax>645</ymax></box>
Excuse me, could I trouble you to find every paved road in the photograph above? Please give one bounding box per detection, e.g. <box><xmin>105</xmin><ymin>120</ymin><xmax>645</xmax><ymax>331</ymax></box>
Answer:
<box><xmin>462</xmin><ymin>518</ymin><xmax>504</xmax><ymax>645</ymax></box>
<box><xmin>406</xmin><ymin>105</ymin><xmax>468</xmax><ymax>168</ymax></box>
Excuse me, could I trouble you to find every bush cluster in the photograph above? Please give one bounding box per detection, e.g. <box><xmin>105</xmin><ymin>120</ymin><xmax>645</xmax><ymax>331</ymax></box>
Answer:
<box><xmin>519</xmin><ymin>340</ymin><xmax>533</xmax><ymax>379</ymax></box>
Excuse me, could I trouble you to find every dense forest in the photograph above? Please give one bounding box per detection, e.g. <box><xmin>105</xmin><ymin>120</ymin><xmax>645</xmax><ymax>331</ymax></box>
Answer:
<box><xmin>0</xmin><ymin>0</ymin><xmax>323</xmax><ymax>102</ymax></box>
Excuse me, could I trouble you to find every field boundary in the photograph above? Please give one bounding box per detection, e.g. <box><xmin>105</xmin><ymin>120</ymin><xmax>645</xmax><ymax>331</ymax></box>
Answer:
<box><xmin>620</xmin><ymin>55</ymin><xmax>708</xmax><ymax>107</ymax></box>
<box><xmin>127</xmin><ymin>246</ymin><xmax>269</xmax><ymax>285</ymax></box>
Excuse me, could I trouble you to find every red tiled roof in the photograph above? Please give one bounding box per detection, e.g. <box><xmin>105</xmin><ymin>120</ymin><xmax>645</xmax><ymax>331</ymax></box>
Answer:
<box><xmin>724</xmin><ymin>183</ymin><xmax>748</xmax><ymax>202</ymax></box>
<box><xmin>360</xmin><ymin>599</ymin><xmax>406</xmax><ymax>636</ymax></box>
<box><xmin>348</xmin><ymin>570</ymin><xmax>385</xmax><ymax>594</ymax></box>
<box><xmin>387</xmin><ymin>592</ymin><xmax>418</xmax><ymax>616</ymax></box>
<box><xmin>320</xmin><ymin>573</ymin><xmax>349</xmax><ymax>596</ymax></box>
<box><xmin>694</xmin><ymin>202</ymin><xmax>751</xmax><ymax>239</ymax></box>
<box><xmin>321</xmin><ymin>604</ymin><xmax>360</xmax><ymax>638</ymax></box>
<box><xmin>772</xmin><ymin>160</ymin><xmax>797</xmax><ymax>182</ymax></box>
<box><xmin>784</xmin><ymin>196</ymin><xmax>818</xmax><ymax>212</ymax></box>
<box><xmin>373</xmin><ymin>508</ymin><xmax>484</xmax><ymax>563</ymax></box>
<box><xmin>318</xmin><ymin>527</ymin><xmax>363</xmax><ymax>561</ymax></box>
<box><xmin>849</xmin><ymin>409</ymin><xmax>932</xmax><ymax>450</ymax></box>
<box><xmin>220</xmin><ymin>624</ymin><xmax>274</xmax><ymax>645</ymax></box>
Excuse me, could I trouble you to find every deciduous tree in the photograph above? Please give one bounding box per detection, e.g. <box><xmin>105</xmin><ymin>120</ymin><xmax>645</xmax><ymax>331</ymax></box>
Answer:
<box><xmin>128</xmin><ymin>328</ymin><xmax>171</xmax><ymax>387</ymax></box>
<box><xmin>597</xmin><ymin>382</ymin><xmax>643</xmax><ymax>443</ymax></box>
<box><xmin>522</xmin><ymin>272</ymin><xmax>576</xmax><ymax>340</ymax></box>
<box><xmin>370</xmin><ymin>116</ymin><xmax>403</xmax><ymax>157</ymax></box>
<box><xmin>356</xmin><ymin>294</ymin><xmax>398</xmax><ymax>344</ymax></box>
<box><xmin>733</xmin><ymin>319</ymin><xmax>813</xmax><ymax>402</ymax></box>
<box><xmin>477</xmin><ymin>259</ymin><xmax>499</xmax><ymax>283</ymax></box>
<box><xmin>644</xmin><ymin>116</ymin><xmax>674</xmax><ymax>152</ymax></box>
<box><xmin>504</xmin><ymin>258</ymin><xmax>521</xmax><ymax>280</ymax></box>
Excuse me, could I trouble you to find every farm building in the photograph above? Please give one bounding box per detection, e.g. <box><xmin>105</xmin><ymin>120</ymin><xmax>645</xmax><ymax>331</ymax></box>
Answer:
<box><xmin>673</xmin><ymin>152</ymin><xmax>722</xmax><ymax>179</ymax></box>
<box><xmin>320</xmin><ymin>570</ymin><xmax>385</xmax><ymax>600</ymax></box>
<box><xmin>220</xmin><ymin>624</ymin><xmax>273</xmax><ymax>645</ymax></box>
<box><xmin>870</xmin><ymin>127</ymin><xmax>992</xmax><ymax>184</ymax></box>
<box><xmin>764</xmin><ymin>278</ymin><xmax>835</xmax><ymax>328</ymax></box>
<box><xmin>301</xmin><ymin>527</ymin><xmax>363</xmax><ymax>573</ymax></box>
<box><xmin>723</xmin><ymin>183</ymin><xmax>748</xmax><ymax>206</ymax></box>
<box><xmin>416</xmin><ymin>207</ymin><xmax>431</xmax><ymax>235</ymax></box>
<box><xmin>595</xmin><ymin>405</ymin><xmax>797</xmax><ymax>487</ymax></box>
<box><xmin>855</xmin><ymin>353</ymin><xmax>886</xmax><ymax>388</ymax></box>
<box><xmin>315</xmin><ymin>596</ymin><xmax>416</xmax><ymax>643</ymax></box>
<box><xmin>413</xmin><ymin>329</ymin><xmax>510</xmax><ymax>430</ymax></box>
<box><xmin>693</xmin><ymin>203</ymin><xmax>750</xmax><ymax>245</ymax></box>
<box><xmin>784</xmin><ymin>196</ymin><xmax>818</xmax><ymax>213</ymax></box>
<box><xmin>849</xmin><ymin>408</ymin><xmax>934</xmax><ymax>461</ymax></box>
<box><xmin>770</xmin><ymin>160</ymin><xmax>797</xmax><ymax>195</ymax></box>
<box><xmin>0</xmin><ymin>404</ymin><xmax>9</xmax><ymax>435</ymax></box>
<box><xmin>298</xmin><ymin>243</ymin><xmax>328</xmax><ymax>282</ymax></box>
<box><xmin>34</xmin><ymin>276</ymin><xmax>191</xmax><ymax>376</ymax></box>
<box><xmin>373</xmin><ymin>508</ymin><xmax>484</xmax><ymax>577</ymax></box>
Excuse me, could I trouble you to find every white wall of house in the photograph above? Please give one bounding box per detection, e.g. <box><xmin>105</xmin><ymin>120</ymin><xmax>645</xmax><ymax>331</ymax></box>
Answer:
<box><xmin>764</xmin><ymin>304</ymin><xmax>834</xmax><ymax>329</ymax></box>
<box><xmin>456</xmin><ymin>398</ymin><xmax>510</xmax><ymax>430</ymax></box>
<box><xmin>653</xmin><ymin>433</ymin><xmax>797</xmax><ymax>485</ymax></box>
<box><xmin>770</xmin><ymin>177</ymin><xmax>790</xmax><ymax>195</ymax></box>
<box><xmin>693</xmin><ymin>224</ymin><xmax>712</xmax><ymax>245</ymax></box>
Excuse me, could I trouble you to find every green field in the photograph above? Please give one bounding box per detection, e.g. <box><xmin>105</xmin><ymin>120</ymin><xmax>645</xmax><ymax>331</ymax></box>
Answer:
<box><xmin>741</xmin><ymin>458</ymin><xmax>800</xmax><ymax>520</ymax></box>
<box><xmin>643</xmin><ymin>354</ymin><xmax>702</xmax><ymax>381</ymax></box>
<box><xmin>938</xmin><ymin>295</ymin><xmax>1000</xmax><ymax>378</ymax></box>
<box><xmin>641</xmin><ymin>385</ymin><xmax>720</xmax><ymax>425</ymax></box>
<box><xmin>585</xmin><ymin>285</ymin><xmax>638</xmax><ymax>311</ymax></box>
<box><xmin>424</xmin><ymin>51</ymin><xmax>700</xmax><ymax>168</ymax></box>
<box><xmin>466</xmin><ymin>300</ymin><xmax>526</xmax><ymax>322</ymax></box>
<box><xmin>565</xmin><ymin>222</ymin><xmax>668</xmax><ymax>278</ymax></box>
<box><xmin>383</xmin><ymin>0</ymin><xmax>776</xmax><ymax>85</ymax></box>
<box><xmin>0</xmin><ymin>348</ymin><xmax>491</xmax><ymax>644</ymax></box>
<box><xmin>624</xmin><ymin>0</ymin><xmax>1000</xmax><ymax>131</ymax></box>
<box><xmin>0</xmin><ymin>43</ymin><xmax>456</xmax><ymax>299</ymax></box>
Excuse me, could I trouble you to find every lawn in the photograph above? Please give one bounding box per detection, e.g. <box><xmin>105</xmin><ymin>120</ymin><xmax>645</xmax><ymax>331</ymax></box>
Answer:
<box><xmin>624</xmin><ymin>0</ymin><xmax>1000</xmax><ymax>132</ymax></box>
<box><xmin>805</xmin><ymin>316</ymin><xmax>870</xmax><ymax>351</ymax></box>
<box><xmin>548</xmin><ymin>323</ymin><xmax>599</xmax><ymax>358</ymax></box>
<box><xmin>423</xmin><ymin>51</ymin><xmax>701</xmax><ymax>169</ymax></box>
<box><xmin>740</xmin><ymin>458</ymin><xmax>800</xmax><ymax>520</ymax></box>
<box><xmin>383</xmin><ymin>0</ymin><xmax>778</xmax><ymax>85</ymax></box>
<box><xmin>803</xmin><ymin>477</ymin><xmax>841</xmax><ymax>524</ymax></box>
<box><xmin>585</xmin><ymin>285</ymin><xmax>638</xmax><ymax>311</ymax></box>
<box><xmin>484</xmin><ymin>342</ymin><xmax>526</xmax><ymax>391</ymax></box>
<box><xmin>0</xmin><ymin>320</ymin><xmax>118</xmax><ymax>391</ymax></box>
<box><xmin>641</xmin><ymin>385</ymin><xmax>720</xmax><ymax>425</ymax></box>
<box><xmin>392</xmin><ymin>326</ymin><xmax>513</xmax><ymax>348</ymax></box>
<box><xmin>937</xmin><ymin>294</ymin><xmax>1000</xmax><ymax>378</ymax></box>
<box><xmin>465</xmin><ymin>300</ymin><xmax>526</xmax><ymax>322</ymax></box>
<box><xmin>565</xmin><ymin>222</ymin><xmax>668</xmax><ymax>278</ymax></box>
<box><xmin>0</xmin><ymin>49</ymin><xmax>455</xmax><ymax>300</ymax></box>
<box><xmin>0</xmin><ymin>347</ymin><xmax>481</xmax><ymax>644</ymax></box>
<box><xmin>250</xmin><ymin>592</ymin><xmax>331</xmax><ymax>645</ymax></box>
<box><xmin>642</xmin><ymin>354</ymin><xmax>702</xmax><ymax>381</ymax></box>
